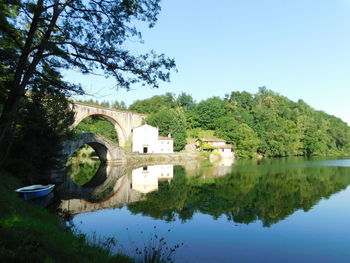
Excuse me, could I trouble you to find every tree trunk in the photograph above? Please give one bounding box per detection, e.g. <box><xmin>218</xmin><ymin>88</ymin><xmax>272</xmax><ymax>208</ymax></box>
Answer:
<box><xmin>0</xmin><ymin>87</ymin><xmax>23</xmax><ymax>164</ymax></box>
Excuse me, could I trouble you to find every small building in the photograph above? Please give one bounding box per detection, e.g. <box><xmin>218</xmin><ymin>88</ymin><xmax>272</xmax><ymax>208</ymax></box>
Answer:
<box><xmin>158</xmin><ymin>136</ymin><xmax>173</xmax><ymax>154</ymax></box>
<box><xmin>196</xmin><ymin>138</ymin><xmax>234</xmax><ymax>158</ymax></box>
<box><xmin>132</xmin><ymin>124</ymin><xmax>173</xmax><ymax>153</ymax></box>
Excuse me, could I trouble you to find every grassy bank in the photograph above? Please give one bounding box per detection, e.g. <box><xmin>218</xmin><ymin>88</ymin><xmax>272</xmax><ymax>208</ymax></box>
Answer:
<box><xmin>0</xmin><ymin>170</ymin><xmax>132</xmax><ymax>263</ymax></box>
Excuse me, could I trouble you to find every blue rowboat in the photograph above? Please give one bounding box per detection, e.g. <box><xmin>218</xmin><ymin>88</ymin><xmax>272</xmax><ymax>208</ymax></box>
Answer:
<box><xmin>15</xmin><ymin>184</ymin><xmax>55</xmax><ymax>200</ymax></box>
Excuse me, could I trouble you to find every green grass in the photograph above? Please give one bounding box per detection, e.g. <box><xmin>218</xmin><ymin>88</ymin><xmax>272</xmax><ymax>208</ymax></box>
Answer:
<box><xmin>0</xmin><ymin>170</ymin><xmax>132</xmax><ymax>263</ymax></box>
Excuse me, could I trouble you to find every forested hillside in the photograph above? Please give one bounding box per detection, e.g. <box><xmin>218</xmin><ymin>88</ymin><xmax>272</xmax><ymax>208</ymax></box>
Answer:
<box><xmin>80</xmin><ymin>87</ymin><xmax>350</xmax><ymax>157</ymax></box>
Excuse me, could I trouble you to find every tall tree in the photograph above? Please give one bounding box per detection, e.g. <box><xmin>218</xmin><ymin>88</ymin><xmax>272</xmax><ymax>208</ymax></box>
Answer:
<box><xmin>176</xmin><ymin>92</ymin><xmax>195</xmax><ymax>110</ymax></box>
<box><xmin>215</xmin><ymin>116</ymin><xmax>260</xmax><ymax>157</ymax></box>
<box><xmin>192</xmin><ymin>97</ymin><xmax>227</xmax><ymax>130</ymax></box>
<box><xmin>0</xmin><ymin>0</ymin><xmax>176</xmax><ymax>161</ymax></box>
<box><xmin>5</xmin><ymin>89</ymin><xmax>74</xmax><ymax>183</ymax></box>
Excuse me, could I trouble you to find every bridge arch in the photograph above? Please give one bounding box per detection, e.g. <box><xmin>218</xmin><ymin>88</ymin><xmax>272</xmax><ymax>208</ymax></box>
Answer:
<box><xmin>51</xmin><ymin>133</ymin><xmax>125</xmax><ymax>183</ymax></box>
<box><xmin>61</xmin><ymin>133</ymin><xmax>125</xmax><ymax>165</ymax></box>
<box><xmin>72</xmin><ymin>102</ymin><xmax>147</xmax><ymax>148</ymax></box>
<box><xmin>73</xmin><ymin>113</ymin><xmax>127</xmax><ymax>147</ymax></box>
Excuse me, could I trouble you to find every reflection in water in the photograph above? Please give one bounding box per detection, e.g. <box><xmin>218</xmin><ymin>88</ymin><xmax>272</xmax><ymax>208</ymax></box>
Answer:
<box><xmin>129</xmin><ymin>160</ymin><xmax>350</xmax><ymax>227</ymax></box>
<box><xmin>60</xmin><ymin>164</ymin><xmax>122</xmax><ymax>199</ymax></box>
<box><xmin>184</xmin><ymin>159</ymin><xmax>233</xmax><ymax>178</ymax></box>
<box><xmin>59</xmin><ymin>173</ymin><xmax>142</xmax><ymax>215</ymax></box>
<box><xmin>59</xmin><ymin>165</ymin><xmax>175</xmax><ymax>215</ymax></box>
<box><xmin>66</xmin><ymin>146</ymin><xmax>101</xmax><ymax>186</ymax></box>
<box><xmin>61</xmin><ymin>157</ymin><xmax>350</xmax><ymax>227</ymax></box>
<box><xmin>132</xmin><ymin>165</ymin><xmax>174</xmax><ymax>194</ymax></box>
<box><xmin>60</xmin><ymin>158</ymin><xmax>350</xmax><ymax>263</ymax></box>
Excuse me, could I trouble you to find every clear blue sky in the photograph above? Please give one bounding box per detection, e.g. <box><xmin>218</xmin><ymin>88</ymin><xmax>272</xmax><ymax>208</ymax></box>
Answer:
<box><xmin>65</xmin><ymin>0</ymin><xmax>350</xmax><ymax>124</ymax></box>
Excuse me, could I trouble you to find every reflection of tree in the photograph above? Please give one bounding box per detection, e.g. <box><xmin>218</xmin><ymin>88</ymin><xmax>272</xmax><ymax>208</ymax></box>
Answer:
<box><xmin>129</xmin><ymin>166</ymin><xmax>188</xmax><ymax>221</ymax></box>
<box><xmin>128</xmin><ymin>164</ymin><xmax>350</xmax><ymax>227</ymax></box>
<box><xmin>66</xmin><ymin>148</ymin><xmax>100</xmax><ymax>186</ymax></box>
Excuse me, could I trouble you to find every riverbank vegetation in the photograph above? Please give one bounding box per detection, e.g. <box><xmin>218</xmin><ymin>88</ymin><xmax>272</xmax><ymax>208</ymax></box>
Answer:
<box><xmin>0</xmin><ymin>170</ymin><xmax>132</xmax><ymax>263</ymax></box>
<box><xmin>2</xmin><ymin>90</ymin><xmax>75</xmax><ymax>184</ymax></box>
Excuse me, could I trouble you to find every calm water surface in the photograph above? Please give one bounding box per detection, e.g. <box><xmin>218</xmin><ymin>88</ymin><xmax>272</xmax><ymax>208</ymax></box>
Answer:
<box><xmin>59</xmin><ymin>157</ymin><xmax>350</xmax><ymax>263</ymax></box>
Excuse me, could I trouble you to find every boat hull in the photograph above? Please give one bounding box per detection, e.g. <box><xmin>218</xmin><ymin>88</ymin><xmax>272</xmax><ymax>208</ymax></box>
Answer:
<box><xmin>15</xmin><ymin>185</ymin><xmax>55</xmax><ymax>200</ymax></box>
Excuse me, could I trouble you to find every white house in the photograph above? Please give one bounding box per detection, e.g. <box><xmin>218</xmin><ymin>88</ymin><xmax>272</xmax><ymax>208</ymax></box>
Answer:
<box><xmin>131</xmin><ymin>165</ymin><xmax>174</xmax><ymax>194</ymax></box>
<box><xmin>196</xmin><ymin>138</ymin><xmax>234</xmax><ymax>158</ymax></box>
<box><xmin>132</xmin><ymin>124</ymin><xmax>173</xmax><ymax>153</ymax></box>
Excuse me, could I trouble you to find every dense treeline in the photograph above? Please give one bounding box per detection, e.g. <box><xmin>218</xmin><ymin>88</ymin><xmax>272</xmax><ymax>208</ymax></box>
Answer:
<box><xmin>125</xmin><ymin>88</ymin><xmax>350</xmax><ymax>157</ymax></box>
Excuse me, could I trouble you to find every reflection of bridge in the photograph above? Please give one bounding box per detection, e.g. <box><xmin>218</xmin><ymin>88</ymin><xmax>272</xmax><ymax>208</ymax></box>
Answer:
<box><xmin>59</xmin><ymin>164</ymin><xmax>175</xmax><ymax>215</ymax></box>
<box><xmin>59</xmin><ymin>165</ymin><xmax>142</xmax><ymax>215</ymax></box>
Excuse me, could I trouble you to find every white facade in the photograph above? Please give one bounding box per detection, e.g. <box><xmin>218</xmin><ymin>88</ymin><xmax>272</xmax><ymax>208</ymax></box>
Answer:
<box><xmin>132</xmin><ymin>165</ymin><xmax>174</xmax><ymax>194</ymax></box>
<box><xmin>132</xmin><ymin>124</ymin><xmax>173</xmax><ymax>153</ymax></box>
<box><xmin>197</xmin><ymin>138</ymin><xmax>234</xmax><ymax>158</ymax></box>
<box><xmin>211</xmin><ymin>141</ymin><xmax>226</xmax><ymax>147</ymax></box>
<box><xmin>158</xmin><ymin>137</ymin><xmax>173</xmax><ymax>153</ymax></box>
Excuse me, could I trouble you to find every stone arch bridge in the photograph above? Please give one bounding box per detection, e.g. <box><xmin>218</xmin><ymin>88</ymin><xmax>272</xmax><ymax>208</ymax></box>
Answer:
<box><xmin>52</xmin><ymin>102</ymin><xmax>146</xmax><ymax>182</ymax></box>
<box><xmin>52</xmin><ymin>133</ymin><xmax>126</xmax><ymax>182</ymax></box>
<box><xmin>72</xmin><ymin>101</ymin><xmax>146</xmax><ymax>148</ymax></box>
<box><xmin>61</xmin><ymin>133</ymin><xmax>125</xmax><ymax>165</ymax></box>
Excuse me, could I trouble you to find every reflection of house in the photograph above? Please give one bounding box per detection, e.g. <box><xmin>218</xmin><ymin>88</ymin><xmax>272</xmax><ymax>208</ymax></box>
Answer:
<box><xmin>132</xmin><ymin>124</ymin><xmax>173</xmax><ymax>153</ymax></box>
<box><xmin>157</xmin><ymin>164</ymin><xmax>173</xmax><ymax>181</ymax></box>
<box><xmin>131</xmin><ymin>165</ymin><xmax>174</xmax><ymax>194</ymax></box>
<box><xmin>215</xmin><ymin>157</ymin><xmax>234</xmax><ymax>167</ymax></box>
<box><xmin>183</xmin><ymin>161</ymin><xmax>233</xmax><ymax>178</ymax></box>
<box><xmin>196</xmin><ymin>138</ymin><xmax>234</xmax><ymax>158</ymax></box>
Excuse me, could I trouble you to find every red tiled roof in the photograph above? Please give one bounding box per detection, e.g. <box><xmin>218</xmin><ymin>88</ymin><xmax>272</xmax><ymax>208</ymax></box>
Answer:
<box><xmin>159</xmin><ymin>136</ymin><xmax>173</xmax><ymax>140</ymax></box>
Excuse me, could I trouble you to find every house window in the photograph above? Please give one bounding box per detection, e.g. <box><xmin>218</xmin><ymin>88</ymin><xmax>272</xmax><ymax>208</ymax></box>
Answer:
<box><xmin>143</xmin><ymin>147</ymin><xmax>148</xmax><ymax>153</ymax></box>
<box><xmin>143</xmin><ymin>166</ymin><xmax>148</xmax><ymax>171</ymax></box>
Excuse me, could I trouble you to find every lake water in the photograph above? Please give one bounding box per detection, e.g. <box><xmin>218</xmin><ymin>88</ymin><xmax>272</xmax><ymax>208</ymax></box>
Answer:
<box><xmin>59</xmin><ymin>157</ymin><xmax>350</xmax><ymax>263</ymax></box>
